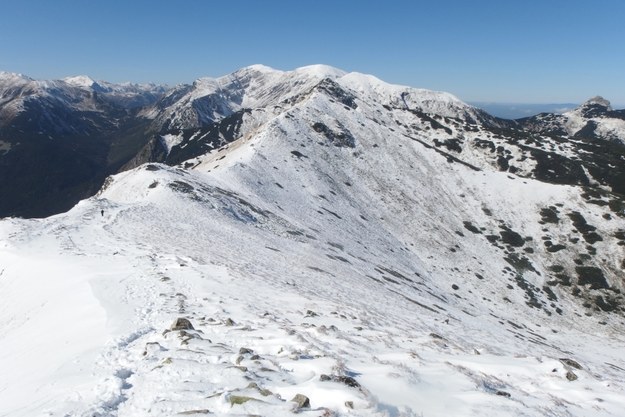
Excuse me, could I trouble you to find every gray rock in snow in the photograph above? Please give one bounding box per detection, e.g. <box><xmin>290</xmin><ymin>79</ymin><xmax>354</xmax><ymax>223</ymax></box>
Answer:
<box><xmin>291</xmin><ymin>393</ymin><xmax>311</xmax><ymax>409</ymax></box>
<box><xmin>170</xmin><ymin>317</ymin><xmax>194</xmax><ymax>331</ymax></box>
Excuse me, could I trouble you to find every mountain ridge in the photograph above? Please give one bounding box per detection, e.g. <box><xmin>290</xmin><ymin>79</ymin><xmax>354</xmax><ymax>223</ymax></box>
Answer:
<box><xmin>1</xmin><ymin>65</ymin><xmax>625</xmax><ymax>416</ymax></box>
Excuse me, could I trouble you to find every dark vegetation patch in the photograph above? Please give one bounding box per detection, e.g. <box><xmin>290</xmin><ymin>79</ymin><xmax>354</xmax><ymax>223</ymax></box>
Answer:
<box><xmin>576</xmin><ymin>266</ymin><xmax>609</xmax><ymax>289</ymax></box>
<box><xmin>486</xmin><ymin>234</ymin><xmax>500</xmax><ymax>244</ymax></box>
<box><xmin>463</xmin><ymin>221</ymin><xmax>482</xmax><ymax>234</ymax></box>
<box><xmin>326</xmin><ymin>254</ymin><xmax>351</xmax><ymax>264</ymax></box>
<box><xmin>540</xmin><ymin>207</ymin><xmax>560</xmax><ymax>224</ymax></box>
<box><xmin>504</xmin><ymin>253</ymin><xmax>538</xmax><ymax>274</ymax></box>
<box><xmin>403</xmin><ymin>133</ymin><xmax>481</xmax><ymax>171</ymax></box>
<box><xmin>311</xmin><ymin>122</ymin><xmax>356</xmax><ymax>148</ymax></box>
<box><xmin>321</xmin><ymin>207</ymin><xmax>342</xmax><ymax>219</ymax></box>
<box><xmin>433</xmin><ymin>138</ymin><xmax>462</xmax><ymax>153</ymax></box>
<box><xmin>168</xmin><ymin>180</ymin><xmax>194</xmax><ymax>193</ymax></box>
<box><xmin>543</xmin><ymin>286</ymin><xmax>558</xmax><ymax>301</ymax></box>
<box><xmin>314</xmin><ymin>78</ymin><xmax>358</xmax><ymax>109</ymax></box>
<box><xmin>595</xmin><ymin>295</ymin><xmax>618</xmax><ymax>312</ymax></box>
<box><xmin>499</xmin><ymin>226</ymin><xmax>525</xmax><ymax>247</ymax></box>
<box><xmin>327</xmin><ymin>242</ymin><xmax>344</xmax><ymax>251</ymax></box>
<box><xmin>547</xmin><ymin>272</ymin><xmax>571</xmax><ymax>287</ymax></box>
<box><xmin>165</xmin><ymin>109</ymin><xmax>249</xmax><ymax>165</ymax></box>
<box><xmin>408</xmin><ymin>109</ymin><xmax>453</xmax><ymax>134</ymax></box>
<box><xmin>473</xmin><ymin>138</ymin><xmax>496</xmax><ymax>153</ymax></box>
<box><xmin>546</xmin><ymin>244</ymin><xmax>567</xmax><ymax>253</ymax></box>
<box><xmin>567</xmin><ymin>211</ymin><xmax>603</xmax><ymax>244</ymax></box>
<box><xmin>376</xmin><ymin>266</ymin><xmax>413</xmax><ymax>282</ymax></box>
<box><xmin>528</xmin><ymin>147</ymin><xmax>589</xmax><ymax>186</ymax></box>
<box><xmin>513</xmin><ymin>274</ymin><xmax>543</xmax><ymax>308</ymax></box>
<box><xmin>389</xmin><ymin>290</ymin><xmax>439</xmax><ymax>314</ymax></box>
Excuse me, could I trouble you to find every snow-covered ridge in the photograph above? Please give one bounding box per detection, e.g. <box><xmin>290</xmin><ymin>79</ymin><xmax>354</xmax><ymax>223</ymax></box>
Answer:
<box><xmin>149</xmin><ymin>64</ymin><xmax>483</xmax><ymax>132</ymax></box>
<box><xmin>2</xmin><ymin>64</ymin><xmax>625</xmax><ymax>416</ymax></box>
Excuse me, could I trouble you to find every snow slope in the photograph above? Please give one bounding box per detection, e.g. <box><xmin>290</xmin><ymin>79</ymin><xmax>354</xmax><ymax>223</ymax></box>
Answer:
<box><xmin>1</xmin><ymin>66</ymin><xmax>625</xmax><ymax>416</ymax></box>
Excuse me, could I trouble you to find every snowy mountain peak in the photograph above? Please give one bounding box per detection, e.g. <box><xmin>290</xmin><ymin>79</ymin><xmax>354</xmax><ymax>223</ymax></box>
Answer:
<box><xmin>293</xmin><ymin>64</ymin><xmax>347</xmax><ymax>79</ymax></box>
<box><xmin>0</xmin><ymin>71</ymin><xmax>33</xmax><ymax>89</ymax></box>
<box><xmin>582</xmin><ymin>95</ymin><xmax>612</xmax><ymax>110</ymax></box>
<box><xmin>239</xmin><ymin>63</ymin><xmax>279</xmax><ymax>73</ymax></box>
<box><xmin>63</xmin><ymin>75</ymin><xmax>99</xmax><ymax>89</ymax></box>
<box><xmin>572</xmin><ymin>95</ymin><xmax>613</xmax><ymax>119</ymax></box>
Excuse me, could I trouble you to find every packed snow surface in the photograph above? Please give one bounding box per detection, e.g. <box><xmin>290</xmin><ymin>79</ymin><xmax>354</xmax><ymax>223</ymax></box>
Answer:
<box><xmin>2</xmin><ymin>167</ymin><xmax>624</xmax><ymax>416</ymax></box>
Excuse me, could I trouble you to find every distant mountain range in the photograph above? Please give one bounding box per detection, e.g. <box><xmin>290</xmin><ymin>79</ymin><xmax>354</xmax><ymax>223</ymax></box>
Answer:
<box><xmin>469</xmin><ymin>102</ymin><xmax>579</xmax><ymax>119</ymax></box>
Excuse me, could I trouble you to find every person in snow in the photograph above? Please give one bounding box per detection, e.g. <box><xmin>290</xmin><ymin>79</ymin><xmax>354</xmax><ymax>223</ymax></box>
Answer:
<box><xmin>101</xmin><ymin>209</ymin><xmax>104</xmax><ymax>217</ymax></box>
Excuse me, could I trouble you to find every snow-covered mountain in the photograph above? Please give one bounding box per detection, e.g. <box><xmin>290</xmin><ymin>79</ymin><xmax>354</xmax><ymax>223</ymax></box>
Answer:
<box><xmin>0</xmin><ymin>72</ymin><xmax>167</xmax><ymax>217</ymax></box>
<box><xmin>519</xmin><ymin>96</ymin><xmax>625</xmax><ymax>144</ymax></box>
<box><xmin>1</xmin><ymin>65</ymin><xmax>625</xmax><ymax>416</ymax></box>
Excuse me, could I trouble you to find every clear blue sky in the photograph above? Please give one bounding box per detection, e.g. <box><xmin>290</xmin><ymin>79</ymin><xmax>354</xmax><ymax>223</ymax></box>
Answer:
<box><xmin>1</xmin><ymin>0</ymin><xmax>624</xmax><ymax>104</ymax></box>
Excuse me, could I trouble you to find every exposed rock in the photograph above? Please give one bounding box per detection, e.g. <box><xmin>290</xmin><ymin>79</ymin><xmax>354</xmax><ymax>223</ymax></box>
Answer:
<box><xmin>291</xmin><ymin>393</ymin><xmax>311</xmax><ymax>409</ymax></box>
<box><xmin>560</xmin><ymin>358</ymin><xmax>583</xmax><ymax>370</ymax></box>
<box><xmin>178</xmin><ymin>409</ymin><xmax>210</xmax><ymax>415</ymax></box>
<box><xmin>229</xmin><ymin>395</ymin><xmax>254</xmax><ymax>406</ymax></box>
<box><xmin>170</xmin><ymin>317</ymin><xmax>194</xmax><ymax>331</ymax></box>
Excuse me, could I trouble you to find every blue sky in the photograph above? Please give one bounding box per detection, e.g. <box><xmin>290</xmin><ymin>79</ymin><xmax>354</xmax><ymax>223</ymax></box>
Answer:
<box><xmin>1</xmin><ymin>0</ymin><xmax>624</xmax><ymax>104</ymax></box>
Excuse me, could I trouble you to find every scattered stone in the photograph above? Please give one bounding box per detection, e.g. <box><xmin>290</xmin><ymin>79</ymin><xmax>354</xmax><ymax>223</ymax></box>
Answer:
<box><xmin>566</xmin><ymin>371</ymin><xmax>578</xmax><ymax>381</ymax></box>
<box><xmin>143</xmin><ymin>342</ymin><xmax>165</xmax><ymax>356</ymax></box>
<box><xmin>291</xmin><ymin>394</ymin><xmax>311</xmax><ymax>409</ymax></box>
<box><xmin>496</xmin><ymin>390</ymin><xmax>511</xmax><ymax>398</ymax></box>
<box><xmin>248</xmin><ymin>382</ymin><xmax>273</xmax><ymax>397</ymax></box>
<box><xmin>239</xmin><ymin>347</ymin><xmax>254</xmax><ymax>355</ymax></box>
<box><xmin>345</xmin><ymin>401</ymin><xmax>354</xmax><ymax>409</ymax></box>
<box><xmin>224</xmin><ymin>318</ymin><xmax>235</xmax><ymax>326</ymax></box>
<box><xmin>319</xmin><ymin>374</ymin><xmax>360</xmax><ymax>388</ymax></box>
<box><xmin>170</xmin><ymin>318</ymin><xmax>194</xmax><ymax>331</ymax></box>
<box><xmin>560</xmin><ymin>358</ymin><xmax>583</xmax><ymax>370</ymax></box>
<box><xmin>336</xmin><ymin>375</ymin><xmax>360</xmax><ymax>388</ymax></box>
<box><xmin>178</xmin><ymin>409</ymin><xmax>210</xmax><ymax>415</ymax></box>
<box><xmin>229</xmin><ymin>395</ymin><xmax>254</xmax><ymax>406</ymax></box>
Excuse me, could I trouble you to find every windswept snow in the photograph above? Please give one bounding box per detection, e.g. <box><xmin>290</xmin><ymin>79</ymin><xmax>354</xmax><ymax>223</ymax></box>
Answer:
<box><xmin>2</xmin><ymin>152</ymin><xmax>625</xmax><ymax>417</ymax></box>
